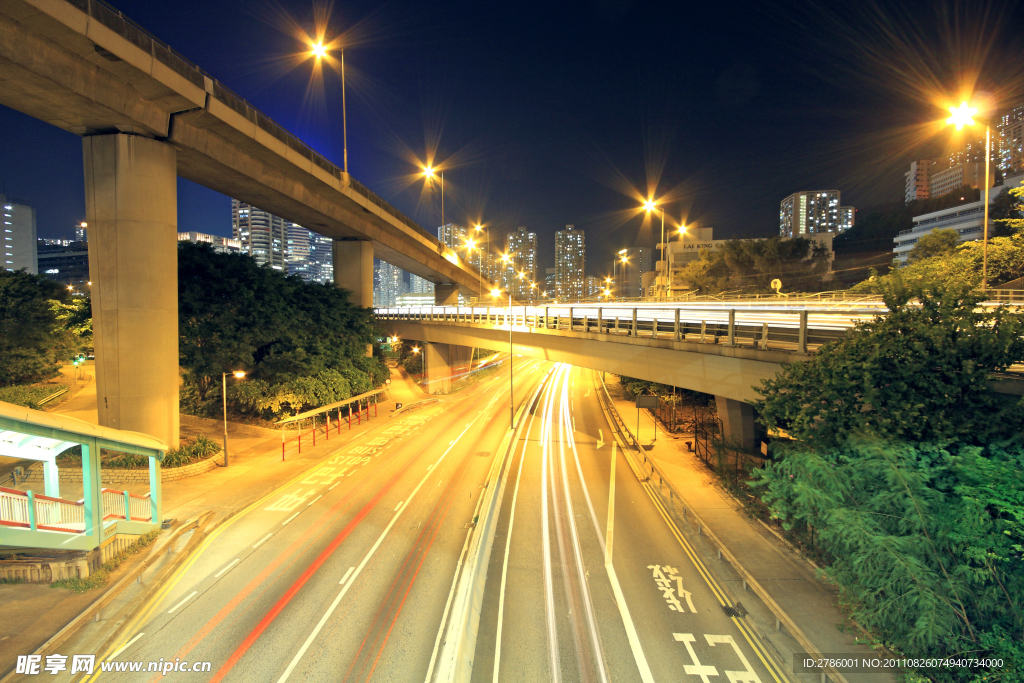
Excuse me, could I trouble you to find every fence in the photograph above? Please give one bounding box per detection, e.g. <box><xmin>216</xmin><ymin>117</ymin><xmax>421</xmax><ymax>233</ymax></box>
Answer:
<box><xmin>280</xmin><ymin>396</ymin><xmax>380</xmax><ymax>460</ymax></box>
<box><xmin>0</xmin><ymin>486</ymin><xmax>87</xmax><ymax>533</ymax></box>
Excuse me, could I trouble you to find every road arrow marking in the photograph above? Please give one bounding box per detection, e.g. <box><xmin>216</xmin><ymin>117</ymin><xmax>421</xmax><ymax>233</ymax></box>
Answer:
<box><xmin>597</xmin><ymin>429</ymin><xmax>605</xmax><ymax>449</ymax></box>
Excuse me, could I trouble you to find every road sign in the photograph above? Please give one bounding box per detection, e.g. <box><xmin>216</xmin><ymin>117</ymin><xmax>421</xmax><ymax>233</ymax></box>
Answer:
<box><xmin>636</xmin><ymin>395</ymin><xmax>659</xmax><ymax>409</ymax></box>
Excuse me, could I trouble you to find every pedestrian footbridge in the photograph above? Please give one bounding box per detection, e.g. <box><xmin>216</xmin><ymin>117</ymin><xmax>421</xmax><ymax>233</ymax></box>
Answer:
<box><xmin>0</xmin><ymin>401</ymin><xmax>166</xmax><ymax>552</ymax></box>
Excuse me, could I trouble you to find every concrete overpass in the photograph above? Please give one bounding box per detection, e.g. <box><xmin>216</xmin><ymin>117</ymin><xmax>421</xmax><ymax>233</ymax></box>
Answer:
<box><xmin>0</xmin><ymin>0</ymin><xmax>487</xmax><ymax>446</ymax></box>
<box><xmin>379</xmin><ymin>302</ymin><xmax>1024</xmax><ymax>449</ymax></box>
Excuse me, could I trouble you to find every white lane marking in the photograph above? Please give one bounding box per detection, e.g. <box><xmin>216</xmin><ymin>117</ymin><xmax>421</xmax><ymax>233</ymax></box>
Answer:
<box><xmin>557</xmin><ymin>371</ymin><xmax>609</xmax><ymax>683</ymax></box>
<box><xmin>597</xmin><ymin>429</ymin><xmax>605</xmax><ymax>449</ymax></box>
<box><xmin>213</xmin><ymin>558</ymin><xmax>240</xmax><ymax>578</ymax></box>
<box><xmin>674</xmin><ymin>633</ymin><xmax>719</xmax><ymax>683</ymax></box>
<box><xmin>252</xmin><ymin>533</ymin><xmax>273</xmax><ymax>549</ymax></box>
<box><xmin>339</xmin><ymin>566</ymin><xmax>355</xmax><ymax>586</ymax></box>
<box><xmin>540</xmin><ymin>367</ymin><xmax>563</xmax><ymax>683</ymax></box>
<box><xmin>705</xmin><ymin>634</ymin><xmax>762</xmax><ymax>683</ymax></box>
<box><xmin>277</xmin><ymin>418</ymin><xmax>482</xmax><ymax>683</ymax></box>
<box><xmin>492</xmin><ymin>397</ymin><xmax>539</xmax><ymax>683</ymax></box>
<box><xmin>108</xmin><ymin>632</ymin><xmax>145</xmax><ymax>660</ymax></box>
<box><xmin>328</xmin><ymin>482</ymin><xmax>341</xmax><ymax>491</ymax></box>
<box><xmin>395</xmin><ymin>501</ymin><xmax>404</xmax><ymax>512</ymax></box>
<box><xmin>281</xmin><ymin>511</ymin><xmax>300</xmax><ymax>526</ymax></box>
<box><xmin>307</xmin><ymin>495</ymin><xmax>322</xmax><ymax>506</ymax></box>
<box><xmin>605</xmin><ymin>442</ymin><xmax>616</xmax><ymax>565</ymax></box>
<box><xmin>167</xmin><ymin>591</ymin><xmax>197</xmax><ymax>614</ymax></box>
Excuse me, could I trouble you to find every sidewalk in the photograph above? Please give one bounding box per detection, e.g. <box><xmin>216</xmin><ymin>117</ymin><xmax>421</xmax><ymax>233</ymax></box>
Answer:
<box><xmin>601</xmin><ymin>374</ymin><xmax>894</xmax><ymax>683</ymax></box>
<box><xmin>0</xmin><ymin>365</ymin><xmax>431</xmax><ymax>677</ymax></box>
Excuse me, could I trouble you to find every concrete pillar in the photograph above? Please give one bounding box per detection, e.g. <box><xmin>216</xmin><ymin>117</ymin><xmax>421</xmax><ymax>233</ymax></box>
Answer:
<box><xmin>84</xmin><ymin>134</ymin><xmax>179</xmax><ymax>447</ymax></box>
<box><xmin>43</xmin><ymin>458</ymin><xmax>59</xmax><ymax>498</ymax></box>
<box><xmin>332</xmin><ymin>239</ymin><xmax>374</xmax><ymax>308</ymax></box>
<box><xmin>423</xmin><ymin>342</ymin><xmax>473</xmax><ymax>394</ymax></box>
<box><xmin>715</xmin><ymin>396</ymin><xmax>757</xmax><ymax>452</ymax></box>
<box><xmin>435</xmin><ymin>284</ymin><xmax>459</xmax><ymax>305</ymax></box>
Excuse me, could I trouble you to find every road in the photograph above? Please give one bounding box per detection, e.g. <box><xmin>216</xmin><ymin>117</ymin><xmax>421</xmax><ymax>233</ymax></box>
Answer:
<box><xmin>472</xmin><ymin>364</ymin><xmax>790</xmax><ymax>683</ymax></box>
<box><xmin>46</xmin><ymin>359</ymin><xmax>790</xmax><ymax>683</ymax></box>
<box><xmin>53</xmin><ymin>357</ymin><xmax>547</xmax><ymax>683</ymax></box>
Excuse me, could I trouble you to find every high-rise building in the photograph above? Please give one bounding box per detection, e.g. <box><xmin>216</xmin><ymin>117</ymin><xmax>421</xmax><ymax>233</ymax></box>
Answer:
<box><xmin>998</xmin><ymin>102</ymin><xmax>1024</xmax><ymax>175</ymax></box>
<box><xmin>177</xmin><ymin>231</ymin><xmax>244</xmax><ymax>254</ymax></box>
<box><xmin>232</xmin><ymin>199</ymin><xmax>287</xmax><ymax>269</ymax></box>
<box><xmin>544</xmin><ymin>267</ymin><xmax>556</xmax><ymax>297</ymax></box>
<box><xmin>616</xmin><ymin>247</ymin><xmax>652</xmax><ymax>298</ymax></box>
<box><xmin>905</xmin><ymin>160</ymin><xmax>937</xmax><ymax>203</ymax></box>
<box><xmin>506</xmin><ymin>226</ymin><xmax>537</xmax><ymax>300</ymax></box>
<box><xmin>585</xmin><ymin>275</ymin><xmax>603</xmax><ymax>298</ymax></box>
<box><xmin>285</xmin><ymin>224</ymin><xmax>311</xmax><ymax>280</ymax></box>
<box><xmin>2</xmin><ymin>195</ymin><xmax>37</xmax><ymax>274</ymax></box>
<box><xmin>779</xmin><ymin>191</ymin><xmax>850</xmax><ymax>237</ymax></box>
<box><xmin>307</xmin><ymin>233</ymin><xmax>334</xmax><ymax>284</ymax></box>
<box><xmin>409</xmin><ymin>274</ymin><xmax>434</xmax><ymax>294</ymax></box>
<box><xmin>929</xmin><ymin>163</ymin><xmax>993</xmax><ymax>199</ymax></box>
<box><xmin>37</xmin><ymin>240</ymin><xmax>89</xmax><ymax>286</ymax></box>
<box><xmin>438</xmin><ymin>224</ymin><xmax>467</xmax><ymax>250</ymax></box>
<box><xmin>838</xmin><ymin>206</ymin><xmax>855</xmax><ymax>231</ymax></box>
<box><xmin>554</xmin><ymin>224</ymin><xmax>585</xmax><ymax>301</ymax></box>
<box><xmin>74</xmin><ymin>221</ymin><xmax>88</xmax><ymax>243</ymax></box>
<box><xmin>374</xmin><ymin>261</ymin><xmax>404</xmax><ymax>307</ymax></box>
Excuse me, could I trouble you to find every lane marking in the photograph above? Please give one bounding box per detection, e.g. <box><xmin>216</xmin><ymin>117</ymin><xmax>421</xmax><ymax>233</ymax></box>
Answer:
<box><xmin>395</xmin><ymin>501</ymin><xmax>404</xmax><ymax>512</ymax></box>
<box><xmin>213</xmin><ymin>559</ymin><xmax>240</xmax><ymax>578</ymax></box>
<box><xmin>252</xmin><ymin>533</ymin><xmax>273</xmax><ymax>549</ymax></box>
<box><xmin>307</xmin><ymin>495</ymin><xmax>323</xmax><ymax>506</ymax></box>
<box><xmin>167</xmin><ymin>591</ymin><xmax>197</xmax><ymax>614</ymax></box>
<box><xmin>339</xmin><ymin>566</ymin><xmax>355</xmax><ymax>586</ymax></box>
<box><xmin>540</xmin><ymin>366</ymin><xmax>563</xmax><ymax>682</ymax></box>
<box><xmin>492</xmin><ymin>392</ymin><xmax>540</xmax><ymax>683</ymax></box>
<box><xmin>328</xmin><ymin>482</ymin><xmax>341</xmax><ymax>491</ymax></box>
<box><xmin>273</xmin><ymin>419</ymin><xmax>483</xmax><ymax>683</ymax></box>
<box><xmin>108</xmin><ymin>632</ymin><xmax>145</xmax><ymax>660</ymax></box>
<box><xmin>597</xmin><ymin>429</ymin><xmax>605</xmax><ymax>449</ymax></box>
<box><xmin>281</xmin><ymin>511</ymin><xmax>301</xmax><ymax>526</ymax></box>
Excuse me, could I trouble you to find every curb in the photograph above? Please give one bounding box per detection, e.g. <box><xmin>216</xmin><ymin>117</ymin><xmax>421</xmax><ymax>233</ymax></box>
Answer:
<box><xmin>594</xmin><ymin>371</ymin><xmax>853</xmax><ymax>683</ymax></box>
<box><xmin>0</xmin><ymin>513</ymin><xmax>210</xmax><ymax>683</ymax></box>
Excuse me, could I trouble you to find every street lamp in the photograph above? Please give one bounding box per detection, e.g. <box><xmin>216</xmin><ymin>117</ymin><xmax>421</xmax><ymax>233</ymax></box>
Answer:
<box><xmin>423</xmin><ymin>167</ymin><xmax>444</xmax><ymax>229</ymax></box>
<box><xmin>645</xmin><ymin>200</ymin><xmax>673</xmax><ymax>300</ymax></box>
<box><xmin>222</xmin><ymin>370</ymin><xmax>246</xmax><ymax>467</ymax></box>
<box><xmin>310</xmin><ymin>40</ymin><xmax>348</xmax><ymax>175</ymax></box>
<box><xmin>946</xmin><ymin>101</ymin><xmax>992</xmax><ymax>289</ymax></box>
<box><xmin>491</xmin><ymin>286</ymin><xmax>514</xmax><ymax>430</ymax></box>
<box><xmin>615</xmin><ymin>252</ymin><xmax>629</xmax><ymax>299</ymax></box>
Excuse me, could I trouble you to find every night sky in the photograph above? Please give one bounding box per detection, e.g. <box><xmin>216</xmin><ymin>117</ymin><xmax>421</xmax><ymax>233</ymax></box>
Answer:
<box><xmin>1</xmin><ymin>0</ymin><xmax>1022</xmax><ymax>276</ymax></box>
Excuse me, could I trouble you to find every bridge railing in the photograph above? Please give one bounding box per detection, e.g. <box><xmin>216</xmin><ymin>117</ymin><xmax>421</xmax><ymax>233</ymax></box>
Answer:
<box><xmin>0</xmin><ymin>486</ymin><xmax>86</xmax><ymax>533</ymax></box>
<box><xmin>376</xmin><ymin>305</ymin><xmax>879</xmax><ymax>354</ymax></box>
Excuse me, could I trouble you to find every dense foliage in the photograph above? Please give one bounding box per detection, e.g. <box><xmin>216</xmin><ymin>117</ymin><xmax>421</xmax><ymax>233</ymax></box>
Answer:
<box><xmin>675</xmin><ymin>236</ymin><xmax>831</xmax><ymax>293</ymax></box>
<box><xmin>753</xmin><ymin>282</ymin><xmax>1024</xmax><ymax>675</ymax></box>
<box><xmin>0</xmin><ymin>270</ymin><xmax>86</xmax><ymax>386</ymax></box>
<box><xmin>0</xmin><ymin>384</ymin><xmax>64</xmax><ymax>408</ymax></box>
<box><xmin>178</xmin><ymin>243</ymin><xmax>386</xmax><ymax>419</ymax></box>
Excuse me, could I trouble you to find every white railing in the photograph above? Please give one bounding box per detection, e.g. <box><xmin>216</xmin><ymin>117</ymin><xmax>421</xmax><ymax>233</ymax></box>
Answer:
<box><xmin>128</xmin><ymin>493</ymin><xmax>153</xmax><ymax>522</ymax></box>
<box><xmin>0</xmin><ymin>486</ymin><xmax>86</xmax><ymax>533</ymax></box>
<box><xmin>101</xmin><ymin>487</ymin><xmax>126</xmax><ymax>521</ymax></box>
<box><xmin>375</xmin><ymin>304</ymin><xmax>881</xmax><ymax>354</ymax></box>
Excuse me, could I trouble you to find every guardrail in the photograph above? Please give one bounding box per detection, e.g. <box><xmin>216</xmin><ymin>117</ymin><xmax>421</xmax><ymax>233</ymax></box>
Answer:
<box><xmin>377</xmin><ymin>304</ymin><xmax>877</xmax><ymax>354</ymax></box>
<box><xmin>0</xmin><ymin>486</ymin><xmax>86</xmax><ymax>533</ymax></box>
<box><xmin>278</xmin><ymin>388</ymin><xmax>387</xmax><ymax>460</ymax></box>
<box><xmin>594</xmin><ymin>373</ymin><xmax>852</xmax><ymax>683</ymax></box>
<box><xmin>100</xmin><ymin>487</ymin><xmax>153</xmax><ymax>522</ymax></box>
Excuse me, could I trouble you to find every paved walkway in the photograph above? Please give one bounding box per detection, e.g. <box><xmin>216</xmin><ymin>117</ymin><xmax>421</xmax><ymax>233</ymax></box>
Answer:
<box><xmin>602</xmin><ymin>375</ymin><xmax>894</xmax><ymax>683</ymax></box>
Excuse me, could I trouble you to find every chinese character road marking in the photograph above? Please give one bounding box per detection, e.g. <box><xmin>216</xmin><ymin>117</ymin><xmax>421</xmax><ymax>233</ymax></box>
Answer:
<box><xmin>705</xmin><ymin>635</ymin><xmax>761</xmax><ymax>683</ymax></box>
<box><xmin>265</xmin><ymin>488</ymin><xmax>317</xmax><ymax>512</ymax></box>
<box><xmin>673</xmin><ymin>633</ymin><xmax>719</xmax><ymax>683</ymax></box>
<box><xmin>649</xmin><ymin>564</ymin><xmax>695</xmax><ymax>612</ymax></box>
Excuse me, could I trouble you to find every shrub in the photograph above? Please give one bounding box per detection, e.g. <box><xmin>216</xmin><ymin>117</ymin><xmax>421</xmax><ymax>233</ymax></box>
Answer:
<box><xmin>0</xmin><ymin>385</ymin><xmax>61</xmax><ymax>408</ymax></box>
<box><xmin>50</xmin><ymin>530</ymin><xmax>160</xmax><ymax>592</ymax></box>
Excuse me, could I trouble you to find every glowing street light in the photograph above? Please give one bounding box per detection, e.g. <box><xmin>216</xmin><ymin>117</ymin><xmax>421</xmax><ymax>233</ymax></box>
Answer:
<box><xmin>222</xmin><ymin>370</ymin><xmax>246</xmax><ymax>467</ymax></box>
<box><xmin>945</xmin><ymin>100</ymin><xmax>991</xmax><ymax>288</ymax></box>
<box><xmin>307</xmin><ymin>38</ymin><xmax>349</xmax><ymax>174</ymax></box>
<box><xmin>422</xmin><ymin>166</ymin><xmax>445</xmax><ymax>231</ymax></box>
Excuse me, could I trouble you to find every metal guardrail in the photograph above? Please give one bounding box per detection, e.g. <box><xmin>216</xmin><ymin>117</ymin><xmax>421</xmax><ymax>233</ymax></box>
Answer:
<box><xmin>376</xmin><ymin>304</ymin><xmax>875</xmax><ymax>354</ymax></box>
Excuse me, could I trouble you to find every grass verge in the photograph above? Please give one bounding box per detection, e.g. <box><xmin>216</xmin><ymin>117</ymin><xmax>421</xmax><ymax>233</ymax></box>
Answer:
<box><xmin>50</xmin><ymin>529</ymin><xmax>161</xmax><ymax>593</ymax></box>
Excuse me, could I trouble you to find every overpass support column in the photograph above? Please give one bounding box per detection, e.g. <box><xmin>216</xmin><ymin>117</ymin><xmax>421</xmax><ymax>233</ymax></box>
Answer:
<box><xmin>332</xmin><ymin>239</ymin><xmax>373</xmax><ymax>357</ymax></box>
<box><xmin>715</xmin><ymin>396</ymin><xmax>757</xmax><ymax>452</ymax></box>
<box><xmin>435</xmin><ymin>284</ymin><xmax>459</xmax><ymax>305</ymax></box>
<box><xmin>84</xmin><ymin>134</ymin><xmax>179</xmax><ymax>447</ymax></box>
<box><xmin>424</xmin><ymin>343</ymin><xmax>473</xmax><ymax>394</ymax></box>
<box><xmin>332</xmin><ymin>239</ymin><xmax>374</xmax><ymax>308</ymax></box>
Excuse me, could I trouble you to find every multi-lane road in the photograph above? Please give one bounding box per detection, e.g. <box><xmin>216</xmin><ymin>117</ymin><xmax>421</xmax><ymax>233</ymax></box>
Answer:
<box><xmin>52</xmin><ymin>359</ymin><xmax>790</xmax><ymax>683</ymax></box>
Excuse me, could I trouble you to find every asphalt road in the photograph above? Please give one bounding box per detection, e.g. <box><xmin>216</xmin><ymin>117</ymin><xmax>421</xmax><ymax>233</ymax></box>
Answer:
<box><xmin>54</xmin><ymin>357</ymin><xmax>547</xmax><ymax>683</ymax></box>
<box><xmin>472</xmin><ymin>364</ymin><xmax>791</xmax><ymax>683</ymax></box>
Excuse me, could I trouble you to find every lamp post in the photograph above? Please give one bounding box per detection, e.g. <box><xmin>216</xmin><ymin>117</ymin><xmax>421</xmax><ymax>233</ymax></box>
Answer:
<box><xmin>222</xmin><ymin>370</ymin><xmax>246</xmax><ymax>467</ymax></box>
<box><xmin>474</xmin><ymin>223</ymin><xmax>489</xmax><ymax>295</ymax></box>
<box><xmin>310</xmin><ymin>40</ymin><xmax>348</xmax><ymax>174</ymax></box>
<box><xmin>946</xmin><ymin>101</ymin><xmax>992</xmax><ymax>289</ymax></box>
<box><xmin>423</xmin><ymin>167</ymin><xmax>444</xmax><ymax>229</ymax></box>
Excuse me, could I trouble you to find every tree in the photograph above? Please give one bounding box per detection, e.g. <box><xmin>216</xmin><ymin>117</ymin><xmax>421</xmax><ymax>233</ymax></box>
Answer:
<box><xmin>0</xmin><ymin>270</ymin><xmax>79</xmax><ymax>386</ymax></box>
<box><xmin>177</xmin><ymin>243</ymin><xmax>384</xmax><ymax>418</ymax></box>
<box><xmin>755</xmin><ymin>280</ymin><xmax>1024</xmax><ymax>447</ymax></box>
<box><xmin>907</xmin><ymin>228</ymin><xmax>960</xmax><ymax>263</ymax></box>
<box><xmin>992</xmin><ymin>179</ymin><xmax>1024</xmax><ymax>237</ymax></box>
<box><xmin>675</xmin><ymin>236</ymin><xmax>831</xmax><ymax>293</ymax></box>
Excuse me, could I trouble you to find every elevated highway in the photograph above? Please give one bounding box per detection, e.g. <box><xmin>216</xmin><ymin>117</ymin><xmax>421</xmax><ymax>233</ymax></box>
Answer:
<box><xmin>0</xmin><ymin>0</ymin><xmax>487</xmax><ymax>446</ymax></box>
